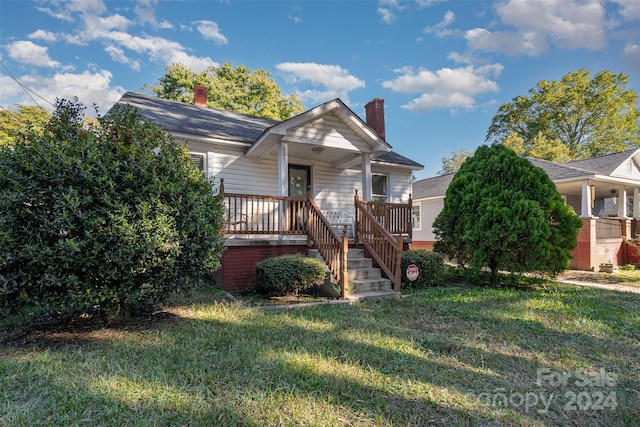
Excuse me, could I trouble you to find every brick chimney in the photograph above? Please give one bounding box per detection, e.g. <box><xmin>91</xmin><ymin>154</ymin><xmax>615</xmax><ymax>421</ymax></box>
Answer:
<box><xmin>365</xmin><ymin>98</ymin><xmax>385</xmax><ymax>140</ymax></box>
<box><xmin>194</xmin><ymin>84</ymin><xmax>207</xmax><ymax>107</ymax></box>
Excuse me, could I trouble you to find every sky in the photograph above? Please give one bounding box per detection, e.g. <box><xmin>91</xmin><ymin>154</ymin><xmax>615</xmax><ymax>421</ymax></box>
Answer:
<box><xmin>1</xmin><ymin>0</ymin><xmax>639</xmax><ymax>179</ymax></box>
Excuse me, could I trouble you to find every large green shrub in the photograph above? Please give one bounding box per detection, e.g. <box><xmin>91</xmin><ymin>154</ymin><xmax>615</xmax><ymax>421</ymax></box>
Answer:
<box><xmin>0</xmin><ymin>98</ymin><xmax>225</xmax><ymax>314</ymax></box>
<box><xmin>433</xmin><ymin>144</ymin><xmax>582</xmax><ymax>284</ymax></box>
<box><xmin>255</xmin><ymin>254</ymin><xmax>326</xmax><ymax>296</ymax></box>
<box><xmin>401</xmin><ymin>250</ymin><xmax>445</xmax><ymax>289</ymax></box>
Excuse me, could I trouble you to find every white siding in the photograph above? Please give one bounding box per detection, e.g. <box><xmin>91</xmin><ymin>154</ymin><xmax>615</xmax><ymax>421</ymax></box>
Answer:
<box><xmin>284</xmin><ymin>113</ymin><xmax>371</xmax><ymax>152</ymax></box>
<box><xmin>412</xmin><ymin>198</ymin><xmax>444</xmax><ymax>242</ymax></box>
<box><xmin>612</xmin><ymin>158</ymin><xmax>640</xmax><ymax>178</ymax></box>
<box><xmin>314</xmin><ymin>164</ymin><xmax>361</xmax><ymax>218</ymax></box>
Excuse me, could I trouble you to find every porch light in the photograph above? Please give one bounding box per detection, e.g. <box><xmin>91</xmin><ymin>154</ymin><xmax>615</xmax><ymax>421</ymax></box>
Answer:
<box><xmin>312</xmin><ymin>146</ymin><xmax>324</xmax><ymax>155</ymax></box>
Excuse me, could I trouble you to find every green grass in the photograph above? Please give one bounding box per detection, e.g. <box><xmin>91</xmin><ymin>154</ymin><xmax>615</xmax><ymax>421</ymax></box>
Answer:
<box><xmin>1</xmin><ymin>282</ymin><xmax>639</xmax><ymax>426</ymax></box>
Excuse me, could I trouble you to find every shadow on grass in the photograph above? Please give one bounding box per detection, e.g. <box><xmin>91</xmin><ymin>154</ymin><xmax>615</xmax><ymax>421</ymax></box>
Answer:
<box><xmin>1</xmin><ymin>283</ymin><xmax>639</xmax><ymax>426</ymax></box>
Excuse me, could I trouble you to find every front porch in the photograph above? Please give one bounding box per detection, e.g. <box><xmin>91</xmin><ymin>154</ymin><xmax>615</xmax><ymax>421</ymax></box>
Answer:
<box><xmin>216</xmin><ymin>179</ymin><xmax>413</xmax><ymax>297</ymax></box>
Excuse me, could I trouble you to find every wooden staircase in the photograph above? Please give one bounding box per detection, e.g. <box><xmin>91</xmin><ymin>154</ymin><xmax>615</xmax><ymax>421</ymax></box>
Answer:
<box><xmin>309</xmin><ymin>248</ymin><xmax>400</xmax><ymax>301</ymax></box>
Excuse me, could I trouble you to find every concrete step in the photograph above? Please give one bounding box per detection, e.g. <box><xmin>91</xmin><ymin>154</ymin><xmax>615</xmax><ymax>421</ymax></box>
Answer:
<box><xmin>347</xmin><ymin>267</ymin><xmax>381</xmax><ymax>280</ymax></box>
<box><xmin>346</xmin><ymin>257</ymin><xmax>372</xmax><ymax>269</ymax></box>
<box><xmin>347</xmin><ymin>248</ymin><xmax>364</xmax><ymax>259</ymax></box>
<box><xmin>349</xmin><ymin>277</ymin><xmax>393</xmax><ymax>294</ymax></box>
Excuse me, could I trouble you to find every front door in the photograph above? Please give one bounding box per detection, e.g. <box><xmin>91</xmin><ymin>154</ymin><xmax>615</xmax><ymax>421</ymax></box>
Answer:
<box><xmin>289</xmin><ymin>165</ymin><xmax>310</xmax><ymax>197</ymax></box>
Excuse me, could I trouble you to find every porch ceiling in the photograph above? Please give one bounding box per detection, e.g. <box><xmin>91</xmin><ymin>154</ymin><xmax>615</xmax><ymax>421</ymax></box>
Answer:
<box><xmin>555</xmin><ymin>179</ymin><xmax>640</xmax><ymax>198</ymax></box>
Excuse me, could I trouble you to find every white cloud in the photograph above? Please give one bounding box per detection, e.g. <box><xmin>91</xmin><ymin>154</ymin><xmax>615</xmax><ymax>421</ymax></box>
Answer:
<box><xmin>276</xmin><ymin>62</ymin><xmax>365</xmax><ymax>105</ymax></box>
<box><xmin>622</xmin><ymin>43</ymin><xmax>640</xmax><ymax>71</ymax></box>
<box><xmin>423</xmin><ymin>10</ymin><xmax>455</xmax><ymax>37</ymax></box>
<box><xmin>104</xmin><ymin>45</ymin><xmax>141</xmax><ymax>71</ymax></box>
<box><xmin>381</xmin><ymin>64</ymin><xmax>503</xmax><ymax>113</ymax></box>
<box><xmin>611</xmin><ymin>0</ymin><xmax>640</xmax><ymax>21</ymax></box>
<box><xmin>104</xmin><ymin>32</ymin><xmax>217</xmax><ymax>71</ymax></box>
<box><xmin>8</xmin><ymin>41</ymin><xmax>61</xmax><ymax>68</ymax></box>
<box><xmin>1</xmin><ymin>69</ymin><xmax>123</xmax><ymax>113</ymax></box>
<box><xmin>465</xmin><ymin>27</ymin><xmax>549</xmax><ymax>56</ymax></box>
<box><xmin>28</xmin><ymin>29</ymin><xmax>58</xmax><ymax>42</ymax></box>
<box><xmin>195</xmin><ymin>20</ymin><xmax>228</xmax><ymax>45</ymax></box>
<box><xmin>35</xmin><ymin>0</ymin><xmax>107</xmax><ymax>20</ymax></box>
<box><xmin>377</xmin><ymin>7</ymin><xmax>396</xmax><ymax>24</ymax></box>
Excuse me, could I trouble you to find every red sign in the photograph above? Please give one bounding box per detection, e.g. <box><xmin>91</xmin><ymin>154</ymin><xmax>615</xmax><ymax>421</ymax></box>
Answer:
<box><xmin>406</xmin><ymin>264</ymin><xmax>419</xmax><ymax>281</ymax></box>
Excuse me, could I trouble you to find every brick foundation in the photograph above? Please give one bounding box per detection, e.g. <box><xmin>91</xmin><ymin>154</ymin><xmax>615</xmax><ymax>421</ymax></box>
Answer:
<box><xmin>215</xmin><ymin>241</ymin><xmax>308</xmax><ymax>291</ymax></box>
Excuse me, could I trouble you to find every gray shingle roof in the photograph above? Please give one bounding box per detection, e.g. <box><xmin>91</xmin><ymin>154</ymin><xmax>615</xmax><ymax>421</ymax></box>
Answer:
<box><xmin>111</xmin><ymin>92</ymin><xmax>279</xmax><ymax>144</ymax></box>
<box><xmin>564</xmin><ymin>148</ymin><xmax>639</xmax><ymax>175</ymax></box>
<box><xmin>375</xmin><ymin>151</ymin><xmax>423</xmax><ymax>168</ymax></box>
<box><xmin>412</xmin><ymin>174</ymin><xmax>454</xmax><ymax>199</ymax></box>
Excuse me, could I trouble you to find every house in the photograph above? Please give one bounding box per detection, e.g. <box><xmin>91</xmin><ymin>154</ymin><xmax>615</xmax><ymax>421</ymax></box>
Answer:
<box><xmin>411</xmin><ymin>148</ymin><xmax>640</xmax><ymax>271</ymax></box>
<box><xmin>111</xmin><ymin>88</ymin><xmax>423</xmax><ymax>296</ymax></box>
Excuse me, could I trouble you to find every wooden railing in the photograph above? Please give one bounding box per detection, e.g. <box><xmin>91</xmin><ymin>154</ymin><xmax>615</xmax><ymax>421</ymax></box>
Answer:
<box><xmin>220</xmin><ymin>179</ymin><xmax>307</xmax><ymax>234</ymax></box>
<box><xmin>596</xmin><ymin>218</ymin><xmax>622</xmax><ymax>240</ymax></box>
<box><xmin>355</xmin><ymin>194</ymin><xmax>403</xmax><ymax>291</ymax></box>
<box><xmin>355</xmin><ymin>190</ymin><xmax>413</xmax><ymax>240</ymax></box>
<box><xmin>307</xmin><ymin>196</ymin><xmax>349</xmax><ymax>298</ymax></box>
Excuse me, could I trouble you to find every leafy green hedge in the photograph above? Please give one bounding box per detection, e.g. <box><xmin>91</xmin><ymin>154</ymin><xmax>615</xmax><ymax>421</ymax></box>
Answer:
<box><xmin>400</xmin><ymin>250</ymin><xmax>445</xmax><ymax>289</ymax></box>
<box><xmin>255</xmin><ymin>254</ymin><xmax>326</xmax><ymax>296</ymax></box>
<box><xmin>0</xmin><ymin>99</ymin><xmax>225</xmax><ymax>314</ymax></box>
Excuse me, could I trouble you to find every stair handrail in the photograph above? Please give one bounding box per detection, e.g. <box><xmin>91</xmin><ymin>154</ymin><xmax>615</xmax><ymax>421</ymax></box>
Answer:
<box><xmin>354</xmin><ymin>192</ymin><xmax>403</xmax><ymax>291</ymax></box>
<box><xmin>306</xmin><ymin>189</ymin><xmax>349</xmax><ymax>298</ymax></box>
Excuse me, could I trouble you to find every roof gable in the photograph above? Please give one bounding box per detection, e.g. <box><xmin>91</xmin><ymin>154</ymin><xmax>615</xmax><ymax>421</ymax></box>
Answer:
<box><xmin>246</xmin><ymin>98</ymin><xmax>390</xmax><ymax>158</ymax></box>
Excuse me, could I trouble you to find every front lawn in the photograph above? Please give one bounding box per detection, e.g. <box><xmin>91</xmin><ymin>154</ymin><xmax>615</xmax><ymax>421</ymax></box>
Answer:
<box><xmin>1</xmin><ymin>282</ymin><xmax>638</xmax><ymax>426</ymax></box>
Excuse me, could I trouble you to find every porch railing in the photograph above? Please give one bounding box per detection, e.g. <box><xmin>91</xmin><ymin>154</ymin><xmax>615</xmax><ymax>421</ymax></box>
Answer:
<box><xmin>220</xmin><ymin>179</ymin><xmax>307</xmax><ymax>234</ymax></box>
<box><xmin>306</xmin><ymin>193</ymin><xmax>349</xmax><ymax>298</ymax></box>
<box><xmin>596</xmin><ymin>217</ymin><xmax>622</xmax><ymax>240</ymax></box>
<box><xmin>355</xmin><ymin>190</ymin><xmax>413</xmax><ymax>240</ymax></box>
<box><xmin>354</xmin><ymin>192</ymin><xmax>403</xmax><ymax>291</ymax></box>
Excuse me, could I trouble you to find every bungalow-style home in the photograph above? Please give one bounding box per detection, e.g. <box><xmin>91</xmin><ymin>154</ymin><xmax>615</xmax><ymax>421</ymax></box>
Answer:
<box><xmin>111</xmin><ymin>88</ymin><xmax>423</xmax><ymax>298</ymax></box>
<box><xmin>411</xmin><ymin>148</ymin><xmax>640</xmax><ymax>271</ymax></box>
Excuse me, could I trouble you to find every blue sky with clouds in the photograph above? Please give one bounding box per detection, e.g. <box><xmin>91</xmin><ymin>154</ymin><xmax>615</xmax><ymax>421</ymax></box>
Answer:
<box><xmin>1</xmin><ymin>0</ymin><xmax>639</xmax><ymax>178</ymax></box>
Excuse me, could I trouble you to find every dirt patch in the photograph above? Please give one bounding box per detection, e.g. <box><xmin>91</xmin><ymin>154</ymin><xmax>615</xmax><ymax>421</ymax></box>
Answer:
<box><xmin>0</xmin><ymin>308</ymin><xmax>179</xmax><ymax>351</ymax></box>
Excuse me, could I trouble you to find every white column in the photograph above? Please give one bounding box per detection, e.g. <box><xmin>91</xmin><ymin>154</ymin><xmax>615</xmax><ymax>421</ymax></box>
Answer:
<box><xmin>361</xmin><ymin>153</ymin><xmax>372</xmax><ymax>201</ymax></box>
<box><xmin>633</xmin><ymin>188</ymin><xmax>640</xmax><ymax>219</ymax></box>
<box><xmin>618</xmin><ymin>187</ymin><xmax>628</xmax><ymax>218</ymax></box>
<box><xmin>581</xmin><ymin>182</ymin><xmax>593</xmax><ymax>218</ymax></box>
<box><xmin>278</xmin><ymin>141</ymin><xmax>288</xmax><ymax>196</ymax></box>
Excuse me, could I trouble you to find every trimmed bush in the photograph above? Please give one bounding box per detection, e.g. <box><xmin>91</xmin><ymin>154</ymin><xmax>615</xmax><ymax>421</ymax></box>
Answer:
<box><xmin>255</xmin><ymin>254</ymin><xmax>326</xmax><ymax>296</ymax></box>
<box><xmin>400</xmin><ymin>250</ymin><xmax>445</xmax><ymax>289</ymax></box>
<box><xmin>0</xmin><ymin>99</ymin><xmax>225</xmax><ymax>314</ymax></box>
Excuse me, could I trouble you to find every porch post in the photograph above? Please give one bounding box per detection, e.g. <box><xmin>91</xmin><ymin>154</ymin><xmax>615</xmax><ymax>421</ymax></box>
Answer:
<box><xmin>581</xmin><ymin>182</ymin><xmax>593</xmax><ymax>218</ymax></box>
<box><xmin>362</xmin><ymin>153</ymin><xmax>372</xmax><ymax>201</ymax></box>
<box><xmin>634</xmin><ymin>188</ymin><xmax>640</xmax><ymax>219</ymax></box>
<box><xmin>278</xmin><ymin>141</ymin><xmax>288</xmax><ymax>233</ymax></box>
<box><xmin>278</xmin><ymin>141</ymin><xmax>288</xmax><ymax>197</ymax></box>
<box><xmin>617</xmin><ymin>187</ymin><xmax>628</xmax><ymax>218</ymax></box>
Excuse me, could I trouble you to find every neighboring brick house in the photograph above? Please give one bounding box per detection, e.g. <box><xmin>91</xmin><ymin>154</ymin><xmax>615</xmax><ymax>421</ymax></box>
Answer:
<box><xmin>411</xmin><ymin>148</ymin><xmax>640</xmax><ymax>271</ymax></box>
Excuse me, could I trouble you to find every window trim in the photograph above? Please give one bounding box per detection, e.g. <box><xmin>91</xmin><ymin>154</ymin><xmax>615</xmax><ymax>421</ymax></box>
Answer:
<box><xmin>189</xmin><ymin>151</ymin><xmax>207</xmax><ymax>175</ymax></box>
<box><xmin>412</xmin><ymin>204</ymin><xmax>421</xmax><ymax>230</ymax></box>
<box><xmin>372</xmin><ymin>173</ymin><xmax>389</xmax><ymax>202</ymax></box>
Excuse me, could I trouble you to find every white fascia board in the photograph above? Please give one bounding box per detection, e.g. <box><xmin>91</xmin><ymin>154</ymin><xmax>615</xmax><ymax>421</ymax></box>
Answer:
<box><xmin>413</xmin><ymin>195</ymin><xmax>446</xmax><ymax>203</ymax></box>
<box><xmin>371</xmin><ymin>160</ymin><xmax>423</xmax><ymax>171</ymax></box>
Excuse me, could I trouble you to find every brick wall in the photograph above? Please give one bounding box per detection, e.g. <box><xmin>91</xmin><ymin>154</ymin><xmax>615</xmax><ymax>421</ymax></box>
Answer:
<box><xmin>215</xmin><ymin>244</ymin><xmax>309</xmax><ymax>291</ymax></box>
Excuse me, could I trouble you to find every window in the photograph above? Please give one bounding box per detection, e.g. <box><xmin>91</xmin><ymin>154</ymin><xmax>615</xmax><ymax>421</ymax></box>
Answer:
<box><xmin>372</xmin><ymin>174</ymin><xmax>388</xmax><ymax>202</ymax></box>
<box><xmin>412</xmin><ymin>205</ymin><xmax>421</xmax><ymax>230</ymax></box>
<box><xmin>189</xmin><ymin>152</ymin><xmax>206</xmax><ymax>173</ymax></box>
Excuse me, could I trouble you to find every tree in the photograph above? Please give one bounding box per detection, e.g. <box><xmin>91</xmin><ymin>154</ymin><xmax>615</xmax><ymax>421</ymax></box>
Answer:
<box><xmin>439</xmin><ymin>148</ymin><xmax>473</xmax><ymax>175</ymax></box>
<box><xmin>0</xmin><ymin>98</ymin><xmax>225</xmax><ymax>314</ymax></box>
<box><xmin>501</xmin><ymin>131</ymin><xmax>571</xmax><ymax>162</ymax></box>
<box><xmin>0</xmin><ymin>104</ymin><xmax>50</xmax><ymax>146</ymax></box>
<box><xmin>149</xmin><ymin>62</ymin><xmax>305</xmax><ymax>120</ymax></box>
<box><xmin>433</xmin><ymin>144</ymin><xmax>582</xmax><ymax>284</ymax></box>
<box><xmin>486</xmin><ymin>69</ymin><xmax>640</xmax><ymax>160</ymax></box>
